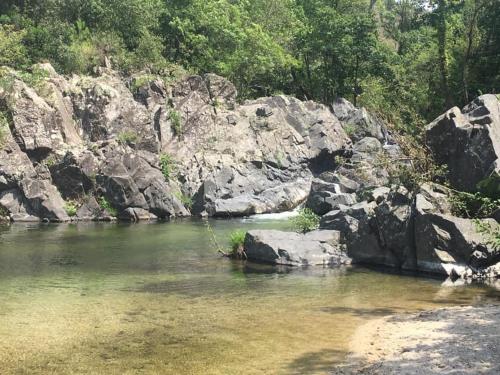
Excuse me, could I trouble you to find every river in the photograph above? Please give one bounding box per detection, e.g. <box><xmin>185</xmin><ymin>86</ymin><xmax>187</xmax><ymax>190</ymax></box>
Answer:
<box><xmin>0</xmin><ymin>218</ymin><xmax>498</xmax><ymax>374</ymax></box>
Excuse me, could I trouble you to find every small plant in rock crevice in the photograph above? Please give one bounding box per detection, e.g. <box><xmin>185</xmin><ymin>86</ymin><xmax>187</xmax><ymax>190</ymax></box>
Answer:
<box><xmin>343</xmin><ymin>123</ymin><xmax>357</xmax><ymax>137</ymax></box>
<box><xmin>117</xmin><ymin>130</ymin><xmax>139</xmax><ymax>145</ymax></box>
<box><xmin>174</xmin><ymin>191</ymin><xmax>193</xmax><ymax>209</ymax></box>
<box><xmin>98</xmin><ymin>196</ymin><xmax>118</xmax><ymax>217</ymax></box>
<box><xmin>64</xmin><ymin>201</ymin><xmax>78</xmax><ymax>217</ymax></box>
<box><xmin>291</xmin><ymin>208</ymin><xmax>320</xmax><ymax>233</ymax></box>
<box><xmin>159</xmin><ymin>153</ymin><xmax>175</xmax><ymax>181</ymax></box>
<box><xmin>169</xmin><ymin>109</ymin><xmax>182</xmax><ymax>137</ymax></box>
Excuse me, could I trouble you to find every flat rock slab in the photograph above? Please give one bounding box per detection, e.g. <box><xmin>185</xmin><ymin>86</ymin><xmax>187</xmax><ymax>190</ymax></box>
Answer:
<box><xmin>244</xmin><ymin>230</ymin><xmax>350</xmax><ymax>267</ymax></box>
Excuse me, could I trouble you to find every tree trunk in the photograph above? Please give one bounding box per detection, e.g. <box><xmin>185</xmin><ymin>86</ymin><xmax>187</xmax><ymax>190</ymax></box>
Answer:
<box><xmin>437</xmin><ymin>0</ymin><xmax>453</xmax><ymax>108</ymax></box>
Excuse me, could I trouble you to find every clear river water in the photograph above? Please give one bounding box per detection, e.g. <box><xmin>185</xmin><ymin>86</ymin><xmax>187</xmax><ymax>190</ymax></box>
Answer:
<box><xmin>0</xmin><ymin>217</ymin><xmax>499</xmax><ymax>374</ymax></box>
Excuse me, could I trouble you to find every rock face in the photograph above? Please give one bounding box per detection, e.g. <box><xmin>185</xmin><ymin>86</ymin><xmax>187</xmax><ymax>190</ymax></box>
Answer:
<box><xmin>426</xmin><ymin>94</ymin><xmax>500</xmax><ymax>191</ymax></box>
<box><xmin>0</xmin><ymin>64</ymin><xmax>352</xmax><ymax>222</ymax></box>
<box><xmin>244</xmin><ymin>230</ymin><xmax>351</xmax><ymax>266</ymax></box>
<box><xmin>319</xmin><ymin>183</ymin><xmax>499</xmax><ymax>278</ymax></box>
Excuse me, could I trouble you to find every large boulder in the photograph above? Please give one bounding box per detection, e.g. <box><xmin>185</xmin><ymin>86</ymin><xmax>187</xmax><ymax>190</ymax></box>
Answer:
<box><xmin>244</xmin><ymin>230</ymin><xmax>351</xmax><ymax>266</ymax></box>
<box><xmin>426</xmin><ymin>94</ymin><xmax>500</xmax><ymax>191</ymax></box>
<box><xmin>414</xmin><ymin>187</ymin><xmax>498</xmax><ymax>276</ymax></box>
<box><xmin>95</xmin><ymin>144</ymin><xmax>189</xmax><ymax>218</ymax></box>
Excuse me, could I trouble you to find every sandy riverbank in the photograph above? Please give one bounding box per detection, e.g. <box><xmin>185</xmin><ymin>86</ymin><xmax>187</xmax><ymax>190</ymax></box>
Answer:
<box><xmin>333</xmin><ymin>305</ymin><xmax>500</xmax><ymax>374</ymax></box>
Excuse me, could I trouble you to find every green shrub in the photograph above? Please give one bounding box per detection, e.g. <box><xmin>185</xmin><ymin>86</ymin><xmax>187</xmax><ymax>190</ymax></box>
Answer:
<box><xmin>64</xmin><ymin>201</ymin><xmax>78</xmax><ymax>217</ymax></box>
<box><xmin>0</xmin><ymin>25</ymin><xmax>29</xmax><ymax>69</ymax></box>
<box><xmin>98</xmin><ymin>196</ymin><xmax>118</xmax><ymax>217</ymax></box>
<box><xmin>449</xmin><ymin>191</ymin><xmax>499</xmax><ymax>219</ymax></box>
<box><xmin>477</xmin><ymin>174</ymin><xmax>500</xmax><ymax>201</ymax></box>
<box><xmin>117</xmin><ymin>130</ymin><xmax>138</xmax><ymax>145</ymax></box>
<box><xmin>169</xmin><ymin>109</ymin><xmax>182</xmax><ymax>136</ymax></box>
<box><xmin>229</xmin><ymin>230</ymin><xmax>247</xmax><ymax>256</ymax></box>
<box><xmin>291</xmin><ymin>208</ymin><xmax>320</xmax><ymax>233</ymax></box>
<box><xmin>159</xmin><ymin>153</ymin><xmax>175</xmax><ymax>181</ymax></box>
<box><xmin>474</xmin><ymin>219</ymin><xmax>500</xmax><ymax>251</ymax></box>
<box><xmin>130</xmin><ymin>74</ymin><xmax>156</xmax><ymax>93</ymax></box>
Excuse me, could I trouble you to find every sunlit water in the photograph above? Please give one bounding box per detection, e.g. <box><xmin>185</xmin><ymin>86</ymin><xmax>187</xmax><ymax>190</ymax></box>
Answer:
<box><xmin>0</xmin><ymin>219</ymin><xmax>498</xmax><ymax>374</ymax></box>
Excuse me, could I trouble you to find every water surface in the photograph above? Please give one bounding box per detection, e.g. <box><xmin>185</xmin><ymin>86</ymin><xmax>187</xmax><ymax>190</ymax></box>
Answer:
<box><xmin>0</xmin><ymin>219</ymin><xmax>498</xmax><ymax>374</ymax></box>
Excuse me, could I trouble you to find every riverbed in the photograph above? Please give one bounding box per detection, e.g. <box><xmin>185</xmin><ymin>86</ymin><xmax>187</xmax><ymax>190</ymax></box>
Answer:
<box><xmin>0</xmin><ymin>218</ymin><xmax>498</xmax><ymax>374</ymax></box>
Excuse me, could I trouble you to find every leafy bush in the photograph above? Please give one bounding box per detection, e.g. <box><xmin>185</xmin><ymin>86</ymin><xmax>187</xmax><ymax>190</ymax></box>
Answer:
<box><xmin>64</xmin><ymin>201</ymin><xmax>78</xmax><ymax>217</ymax></box>
<box><xmin>159</xmin><ymin>153</ymin><xmax>175</xmax><ymax>181</ymax></box>
<box><xmin>291</xmin><ymin>208</ymin><xmax>320</xmax><ymax>233</ymax></box>
<box><xmin>117</xmin><ymin>130</ymin><xmax>138</xmax><ymax>145</ymax></box>
<box><xmin>0</xmin><ymin>25</ymin><xmax>29</xmax><ymax>69</ymax></box>
<box><xmin>477</xmin><ymin>174</ymin><xmax>500</xmax><ymax>201</ymax></box>
<box><xmin>169</xmin><ymin>109</ymin><xmax>182</xmax><ymax>137</ymax></box>
<box><xmin>474</xmin><ymin>220</ymin><xmax>500</xmax><ymax>251</ymax></box>
<box><xmin>98</xmin><ymin>196</ymin><xmax>118</xmax><ymax>217</ymax></box>
<box><xmin>449</xmin><ymin>191</ymin><xmax>499</xmax><ymax>219</ymax></box>
<box><xmin>130</xmin><ymin>74</ymin><xmax>156</xmax><ymax>93</ymax></box>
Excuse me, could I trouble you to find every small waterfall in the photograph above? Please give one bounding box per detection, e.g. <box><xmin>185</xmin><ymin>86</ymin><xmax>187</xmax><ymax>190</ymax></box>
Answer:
<box><xmin>240</xmin><ymin>206</ymin><xmax>301</xmax><ymax>222</ymax></box>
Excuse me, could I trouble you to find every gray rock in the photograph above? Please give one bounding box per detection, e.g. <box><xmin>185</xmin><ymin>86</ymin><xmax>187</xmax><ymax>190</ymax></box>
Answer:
<box><xmin>306</xmin><ymin>190</ymin><xmax>357</xmax><ymax>216</ymax></box>
<box><xmin>426</xmin><ymin>94</ymin><xmax>500</xmax><ymax>191</ymax></box>
<box><xmin>331</xmin><ymin>98</ymin><xmax>386</xmax><ymax>142</ymax></box>
<box><xmin>244</xmin><ymin>230</ymin><xmax>350</xmax><ymax>266</ymax></box>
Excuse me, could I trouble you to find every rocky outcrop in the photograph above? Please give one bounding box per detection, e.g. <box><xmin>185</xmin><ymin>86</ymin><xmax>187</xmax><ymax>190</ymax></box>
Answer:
<box><xmin>244</xmin><ymin>230</ymin><xmax>351</xmax><ymax>266</ymax></box>
<box><xmin>0</xmin><ymin>64</ymin><xmax>353</xmax><ymax>222</ymax></box>
<box><xmin>426</xmin><ymin>94</ymin><xmax>500</xmax><ymax>191</ymax></box>
<box><xmin>318</xmin><ymin>183</ymin><xmax>499</xmax><ymax>278</ymax></box>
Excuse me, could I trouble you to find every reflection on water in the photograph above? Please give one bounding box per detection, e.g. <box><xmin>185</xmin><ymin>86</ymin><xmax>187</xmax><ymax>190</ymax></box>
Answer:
<box><xmin>0</xmin><ymin>220</ymin><xmax>498</xmax><ymax>375</ymax></box>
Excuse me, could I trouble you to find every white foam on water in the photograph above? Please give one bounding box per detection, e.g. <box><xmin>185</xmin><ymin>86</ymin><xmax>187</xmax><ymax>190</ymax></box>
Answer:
<box><xmin>240</xmin><ymin>206</ymin><xmax>301</xmax><ymax>222</ymax></box>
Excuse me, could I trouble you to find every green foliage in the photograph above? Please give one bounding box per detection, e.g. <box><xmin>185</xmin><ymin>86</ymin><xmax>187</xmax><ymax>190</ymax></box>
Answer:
<box><xmin>64</xmin><ymin>201</ymin><xmax>78</xmax><ymax>217</ymax></box>
<box><xmin>43</xmin><ymin>155</ymin><xmax>57</xmax><ymax>167</ymax></box>
<box><xmin>169</xmin><ymin>109</ymin><xmax>182</xmax><ymax>137</ymax></box>
<box><xmin>0</xmin><ymin>112</ymin><xmax>9</xmax><ymax>149</ymax></box>
<box><xmin>228</xmin><ymin>230</ymin><xmax>247</xmax><ymax>255</ymax></box>
<box><xmin>474</xmin><ymin>219</ymin><xmax>500</xmax><ymax>251</ymax></box>
<box><xmin>98</xmin><ymin>196</ymin><xmax>118</xmax><ymax>217</ymax></box>
<box><xmin>291</xmin><ymin>208</ymin><xmax>320</xmax><ymax>233</ymax></box>
<box><xmin>0</xmin><ymin>0</ymin><xmax>498</xmax><ymax>136</ymax></box>
<box><xmin>449</xmin><ymin>191</ymin><xmax>499</xmax><ymax>219</ymax></box>
<box><xmin>477</xmin><ymin>174</ymin><xmax>500</xmax><ymax>201</ymax></box>
<box><xmin>174</xmin><ymin>191</ymin><xmax>193</xmax><ymax>210</ymax></box>
<box><xmin>159</xmin><ymin>153</ymin><xmax>175</xmax><ymax>181</ymax></box>
<box><xmin>130</xmin><ymin>74</ymin><xmax>156</xmax><ymax>93</ymax></box>
<box><xmin>343</xmin><ymin>124</ymin><xmax>357</xmax><ymax>137</ymax></box>
<box><xmin>117</xmin><ymin>130</ymin><xmax>138</xmax><ymax>145</ymax></box>
<box><xmin>0</xmin><ymin>24</ymin><xmax>28</xmax><ymax>68</ymax></box>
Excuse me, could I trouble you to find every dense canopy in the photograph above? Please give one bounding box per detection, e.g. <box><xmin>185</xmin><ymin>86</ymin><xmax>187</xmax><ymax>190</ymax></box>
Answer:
<box><xmin>0</xmin><ymin>0</ymin><xmax>499</xmax><ymax>127</ymax></box>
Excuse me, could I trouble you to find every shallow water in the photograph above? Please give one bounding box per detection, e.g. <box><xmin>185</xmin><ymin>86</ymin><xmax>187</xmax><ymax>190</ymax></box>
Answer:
<box><xmin>0</xmin><ymin>219</ymin><xmax>498</xmax><ymax>375</ymax></box>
